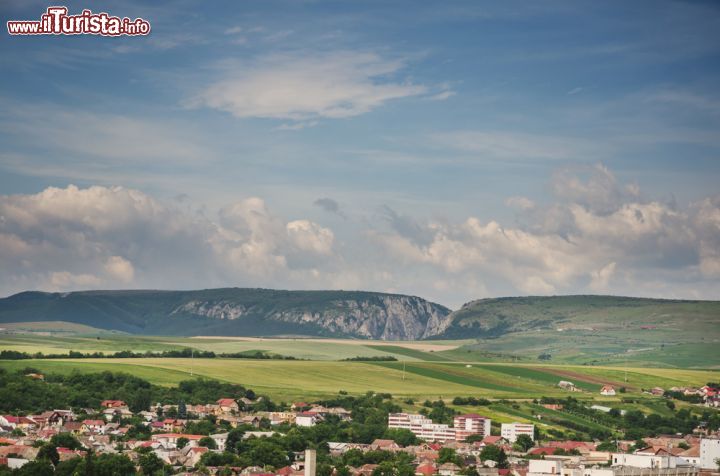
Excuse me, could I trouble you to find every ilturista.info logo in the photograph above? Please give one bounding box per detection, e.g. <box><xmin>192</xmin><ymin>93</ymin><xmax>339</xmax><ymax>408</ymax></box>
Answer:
<box><xmin>7</xmin><ymin>6</ymin><xmax>151</xmax><ymax>36</ymax></box>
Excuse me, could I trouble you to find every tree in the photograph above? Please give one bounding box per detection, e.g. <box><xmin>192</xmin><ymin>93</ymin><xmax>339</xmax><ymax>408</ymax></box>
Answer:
<box><xmin>177</xmin><ymin>437</ymin><xmax>190</xmax><ymax>449</ymax></box>
<box><xmin>15</xmin><ymin>460</ymin><xmax>54</xmax><ymax>476</ymax></box>
<box><xmin>199</xmin><ymin>436</ymin><xmax>217</xmax><ymax>449</ymax></box>
<box><xmin>464</xmin><ymin>434</ymin><xmax>484</xmax><ymax>443</ymax></box>
<box><xmin>515</xmin><ymin>434</ymin><xmax>534</xmax><ymax>452</ymax></box>
<box><xmin>139</xmin><ymin>451</ymin><xmax>164</xmax><ymax>475</ymax></box>
<box><xmin>65</xmin><ymin>453</ymin><xmax>135</xmax><ymax>476</ymax></box>
<box><xmin>178</xmin><ymin>401</ymin><xmax>187</xmax><ymax>419</ymax></box>
<box><xmin>372</xmin><ymin>461</ymin><xmax>396</xmax><ymax>476</ymax></box>
<box><xmin>36</xmin><ymin>443</ymin><xmax>60</xmax><ymax>466</ymax></box>
<box><xmin>129</xmin><ymin>388</ymin><xmax>152</xmax><ymax>413</ymax></box>
<box><xmin>479</xmin><ymin>445</ymin><xmax>508</xmax><ymax>469</ymax></box>
<box><xmin>438</xmin><ymin>448</ymin><xmax>462</xmax><ymax>466</ymax></box>
<box><xmin>596</xmin><ymin>441</ymin><xmax>618</xmax><ymax>452</ymax></box>
<box><xmin>383</xmin><ymin>428</ymin><xmax>418</xmax><ymax>447</ymax></box>
<box><xmin>460</xmin><ymin>466</ymin><xmax>480</xmax><ymax>476</ymax></box>
<box><xmin>225</xmin><ymin>428</ymin><xmax>245</xmax><ymax>453</ymax></box>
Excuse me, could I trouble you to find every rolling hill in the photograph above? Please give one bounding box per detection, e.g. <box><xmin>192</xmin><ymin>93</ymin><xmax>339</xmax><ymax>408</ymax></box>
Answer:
<box><xmin>436</xmin><ymin>295</ymin><xmax>720</xmax><ymax>367</ymax></box>
<box><xmin>0</xmin><ymin>288</ymin><xmax>451</xmax><ymax>340</ymax></box>
<box><xmin>0</xmin><ymin>291</ymin><xmax>717</xmax><ymax>358</ymax></box>
<box><xmin>439</xmin><ymin>295</ymin><xmax>720</xmax><ymax>338</ymax></box>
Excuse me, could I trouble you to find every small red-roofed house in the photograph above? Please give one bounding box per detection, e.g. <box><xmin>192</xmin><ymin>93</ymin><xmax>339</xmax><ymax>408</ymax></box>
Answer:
<box><xmin>529</xmin><ymin>447</ymin><xmax>561</xmax><ymax>456</ymax></box>
<box><xmin>415</xmin><ymin>463</ymin><xmax>437</xmax><ymax>476</ymax></box>
<box><xmin>216</xmin><ymin>399</ymin><xmax>240</xmax><ymax>413</ymax></box>
<box><xmin>600</xmin><ymin>385</ymin><xmax>616</xmax><ymax>396</ymax></box>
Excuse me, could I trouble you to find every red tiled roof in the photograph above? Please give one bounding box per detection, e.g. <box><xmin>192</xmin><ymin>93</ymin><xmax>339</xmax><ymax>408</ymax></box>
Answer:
<box><xmin>416</xmin><ymin>463</ymin><xmax>436</xmax><ymax>476</ymax></box>
<box><xmin>529</xmin><ymin>447</ymin><xmax>560</xmax><ymax>455</ymax></box>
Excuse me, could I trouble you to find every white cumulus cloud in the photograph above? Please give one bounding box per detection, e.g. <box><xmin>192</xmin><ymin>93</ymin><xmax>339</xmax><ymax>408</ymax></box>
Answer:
<box><xmin>190</xmin><ymin>51</ymin><xmax>427</xmax><ymax>121</ymax></box>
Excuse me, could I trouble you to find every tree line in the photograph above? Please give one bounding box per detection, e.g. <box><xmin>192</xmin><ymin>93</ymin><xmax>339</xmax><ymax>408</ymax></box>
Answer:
<box><xmin>0</xmin><ymin>349</ymin><xmax>298</xmax><ymax>361</ymax></box>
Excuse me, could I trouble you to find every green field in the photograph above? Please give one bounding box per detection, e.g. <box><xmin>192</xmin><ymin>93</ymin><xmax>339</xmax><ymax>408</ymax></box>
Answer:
<box><xmin>1</xmin><ymin>331</ymin><xmax>718</xmax><ymax>405</ymax></box>
<box><xmin>0</xmin><ymin>332</ymin><xmax>469</xmax><ymax>361</ymax></box>
<box><xmin>1</xmin><ymin>357</ymin><xmax>716</xmax><ymax>402</ymax></box>
<box><xmin>2</xmin><ymin>330</ymin><xmax>718</xmax><ymax>439</ymax></box>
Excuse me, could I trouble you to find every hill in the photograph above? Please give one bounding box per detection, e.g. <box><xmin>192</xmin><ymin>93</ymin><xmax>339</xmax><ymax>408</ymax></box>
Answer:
<box><xmin>436</xmin><ymin>295</ymin><xmax>720</xmax><ymax>367</ymax></box>
<box><xmin>440</xmin><ymin>295</ymin><xmax>720</xmax><ymax>337</ymax></box>
<box><xmin>0</xmin><ymin>288</ymin><xmax>451</xmax><ymax>340</ymax></box>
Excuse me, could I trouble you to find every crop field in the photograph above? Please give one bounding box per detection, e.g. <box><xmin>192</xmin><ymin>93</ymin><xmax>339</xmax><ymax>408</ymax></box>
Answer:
<box><xmin>0</xmin><ymin>332</ymin><xmax>466</xmax><ymax>361</ymax></box>
<box><xmin>1</xmin><ymin>357</ymin><xmax>716</xmax><ymax>402</ymax></box>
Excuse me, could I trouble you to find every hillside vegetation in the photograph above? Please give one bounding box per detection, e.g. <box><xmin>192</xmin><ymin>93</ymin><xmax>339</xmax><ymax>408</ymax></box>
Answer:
<box><xmin>0</xmin><ymin>288</ymin><xmax>451</xmax><ymax>340</ymax></box>
<box><xmin>438</xmin><ymin>295</ymin><xmax>720</xmax><ymax>367</ymax></box>
<box><xmin>0</xmin><ymin>292</ymin><xmax>717</xmax><ymax>367</ymax></box>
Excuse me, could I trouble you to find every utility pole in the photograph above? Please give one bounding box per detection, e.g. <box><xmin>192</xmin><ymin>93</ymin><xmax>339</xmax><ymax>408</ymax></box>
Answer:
<box><xmin>190</xmin><ymin>348</ymin><xmax>193</xmax><ymax>377</ymax></box>
<box><xmin>402</xmin><ymin>361</ymin><xmax>406</xmax><ymax>381</ymax></box>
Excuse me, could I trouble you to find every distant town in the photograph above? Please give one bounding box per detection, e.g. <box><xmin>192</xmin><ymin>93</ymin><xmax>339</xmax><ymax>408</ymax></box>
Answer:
<box><xmin>1</xmin><ymin>369</ymin><xmax>718</xmax><ymax>476</ymax></box>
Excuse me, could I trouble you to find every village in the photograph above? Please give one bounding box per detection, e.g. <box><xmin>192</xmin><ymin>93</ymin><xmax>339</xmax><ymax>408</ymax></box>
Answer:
<box><xmin>1</xmin><ymin>375</ymin><xmax>719</xmax><ymax>476</ymax></box>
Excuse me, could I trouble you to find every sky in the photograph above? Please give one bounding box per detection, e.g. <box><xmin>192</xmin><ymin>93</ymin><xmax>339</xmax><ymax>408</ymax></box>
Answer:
<box><xmin>1</xmin><ymin>0</ymin><xmax>719</xmax><ymax>308</ymax></box>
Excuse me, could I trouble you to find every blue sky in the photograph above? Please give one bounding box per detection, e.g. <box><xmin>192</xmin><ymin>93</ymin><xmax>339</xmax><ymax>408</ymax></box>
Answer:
<box><xmin>1</xmin><ymin>1</ymin><xmax>719</xmax><ymax>307</ymax></box>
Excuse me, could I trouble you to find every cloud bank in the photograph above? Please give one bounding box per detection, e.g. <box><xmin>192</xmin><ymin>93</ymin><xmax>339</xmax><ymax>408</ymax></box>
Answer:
<box><xmin>1</xmin><ymin>165</ymin><xmax>718</xmax><ymax>306</ymax></box>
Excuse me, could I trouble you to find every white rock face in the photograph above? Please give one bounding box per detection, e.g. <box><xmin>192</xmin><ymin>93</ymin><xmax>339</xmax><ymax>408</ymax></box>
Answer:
<box><xmin>170</xmin><ymin>295</ymin><xmax>452</xmax><ymax>340</ymax></box>
<box><xmin>171</xmin><ymin>300</ymin><xmax>247</xmax><ymax>320</ymax></box>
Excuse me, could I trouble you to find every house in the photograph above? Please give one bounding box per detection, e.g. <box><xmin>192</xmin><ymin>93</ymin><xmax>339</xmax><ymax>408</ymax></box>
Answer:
<box><xmin>211</xmin><ymin>432</ymin><xmax>229</xmax><ymax>451</ymax></box>
<box><xmin>291</xmin><ymin>402</ymin><xmax>309</xmax><ymax>411</ymax></box>
<box><xmin>57</xmin><ymin>447</ymin><xmax>86</xmax><ymax>462</ymax></box>
<box><xmin>149</xmin><ymin>421</ymin><xmax>165</xmax><ymax>431</ymax></box>
<box><xmin>268</xmin><ymin>412</ymin><xmax>296</xmax><ymax>425</ymax></box>
<box><xmin>30</xmin><ymin>410</ymin><xmax>67</xmax><ymax>428</ymax></box>
<box><xmin>354</xmin><ymin>464</ymin><xmax>379</xmax><ymax>476</ymax></box>
<box><xmin>650</xmin><ymin>387</ymin><xmax>665</xmax><ymax>396</ymax></box>
<box><xmin>162</xmin><ymin>419</ymin><xmax>186</xmax><ymax>432</ymax></box>
<box><xmin>529</xmin><ymin>447</ymin><xmax>561</xmax><ymax>456</ymax></box>
<box><xmin>370</xmin><ymin>439</ymin><xmax>401</xmax><ymax>451</ymax></box>
<box><xmin>542</xmin><ymin>404</ymin><xmax>563</xmax><ymax>411</ymax></box>
<box><xmin>611</xmin><ymin>452</ymin><xmax>678</xmax><ymax>468</ymax></box>
<box><xmin>0</xmin><ymin>445</ymin><xmax>39</xmax><ymax>461</ymax></box>
<box><xmin>62</xmin><ymin>421</ymin><xmax>83</xmax><ymax>435</ymax></box>
<box><xmin>183</xmin><ymin>446</ymin><xmax>208</xmax><ymax>466</ymax></box>
<box><xmin>151</xmin><ymin>433</ymin><xmax>204</xmax><ymax>450</ymax></box>
<box><xmin>558</xmin><ymin>381</ymin><xmax>578</xmax><ymax>392</ymax></box>
<box><xmin>677</xmin><ymin>445</ymin><xmax>701</xmax><ymax>467</ymax></box>
<box><xmin>296</xmin><ymin>412</ymin><xmax>321</xmax><ymax>427</ymax></box>
<box><xmin>25</xmin><ymin>373</ymin><xmax>44</xmax><ymax>380</ymax></box>
<box><xmin>600</xmin><ymin>385</ymin><xmax>616</xmax><ymax>396</ymax></box>
<box><xmin>81</xmin><ymin>419</ymin><xmax>105</xmax><ymax>434</ymax></box>
<box><xmin>0</xmin><ymin>416</ymin><xmax>37</xmax><ymax>431</ymax></box>
<box><xmin>438</xmin><ymin>462</ymin><xmax>461</xmax><ymax>476</ymax></box>
<box><xmin>100</xmin><ymin>400</ymin><xmax>127</xmax><ymax>408</ymax></box>
<box><xmin>102</xmin><ymin>406</ymin><xmax>133</xmax><ymax>421</ymax></box>
<box><xmin>416</xmin><ymin>463</ymin><xmax>438</xmax><ymax>476</ymax></box>
<box><xmin>216</xmin><ymin>398</ymin><xmax>240</xmax><ymax>413</ymax></box>
<box><xmin>476</xmin><ymin>436</ymin><xmax>508</xmax><ymax>448</ymax></box>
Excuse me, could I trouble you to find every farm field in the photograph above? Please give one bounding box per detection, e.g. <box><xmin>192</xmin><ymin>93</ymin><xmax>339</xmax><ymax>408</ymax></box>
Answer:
<box><xmin>2</xmin><ymin>320</ymin><xmax>718</xmax><ymax>368</ymax></box>
<box><xmin>0</xmin><ymin>332</ymin><xmax>467</xmax><ymax>361</ymax></box>
<box><xmin>1</xmin><ymin>357</ymin><xmax>716</xmax><ymax>402</ymax></box>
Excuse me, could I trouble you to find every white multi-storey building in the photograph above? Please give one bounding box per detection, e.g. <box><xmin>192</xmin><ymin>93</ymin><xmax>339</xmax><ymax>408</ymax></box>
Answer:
<box><xmin>454</xmin><ymin>414</ymin><xmax>492</xmax><ymax>442</ymax></box>
<box><xmin>700</xmin><ymin>437</ymin><xmax>720</xmax><ymax>470</ymax></box>
<box><xmin>388</xmin><ymin>413</ymin><xmax>491</xmax><ymax>443</ymax></box>
<box><xmin>501</xmin><ymin>422</ymin><xmax>535</xmax><ymax>443</ymax></box>
<box><xmin>388</xmin><ymin>413</ymin><xmax>456</xmax><ymax>442</ymax></box>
